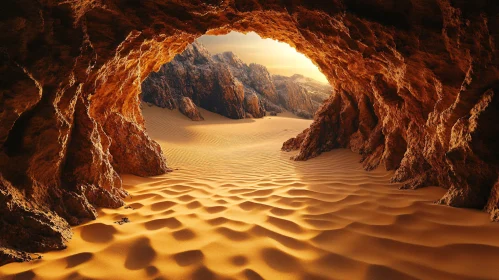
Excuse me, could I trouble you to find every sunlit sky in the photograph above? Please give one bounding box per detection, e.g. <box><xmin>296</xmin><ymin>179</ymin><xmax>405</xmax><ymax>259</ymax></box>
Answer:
<box><xmin>198</xmin><ymin>32</ymin><xmax>329</xmax><ymax>84</ymax></box>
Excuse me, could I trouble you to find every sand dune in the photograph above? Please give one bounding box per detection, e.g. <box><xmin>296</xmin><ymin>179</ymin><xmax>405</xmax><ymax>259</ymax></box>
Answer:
<box><xmin>2</xmin><ymin>106</ymin><xmax>499</xmax><ymax>279</ymax></box>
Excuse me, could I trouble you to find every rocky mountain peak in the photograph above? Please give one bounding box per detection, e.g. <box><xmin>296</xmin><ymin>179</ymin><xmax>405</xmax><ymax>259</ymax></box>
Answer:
<box><xmin>142</xmin><ymin>42</ymin><xmax>330</xmax><ymax>120</ymax></box>
<box><xmin>176</xmin><ymin>42</ymin><xmax>212</xmax><ymax>65</ymax></box>
<box><xmin>213</xmin><ymin>51</ymin><xmax>247</xmax><ymax>69</ymax></box>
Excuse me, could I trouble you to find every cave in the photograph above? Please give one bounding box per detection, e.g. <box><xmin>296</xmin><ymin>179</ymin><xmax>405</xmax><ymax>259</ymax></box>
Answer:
<box><xmin>1</xmin><ymin>0</ymin><xmax>499</xmax><ymax>276</ymax></box>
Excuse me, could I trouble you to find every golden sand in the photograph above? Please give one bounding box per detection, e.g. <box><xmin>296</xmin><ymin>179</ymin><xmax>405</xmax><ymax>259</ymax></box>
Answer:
<box><xmin>2</xmin><ymin>106</ymin><xmax>499</xmax><ymax>279</ymax></box>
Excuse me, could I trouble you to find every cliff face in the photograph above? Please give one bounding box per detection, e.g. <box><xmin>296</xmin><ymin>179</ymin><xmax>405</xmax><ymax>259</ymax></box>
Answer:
<box><xmin>215</xmin><ymin>52</ymin><xmax>331</xmax><ymax>117</ymax></box>
<box><xmin>143</xmin><ymin>42</ymin><xmax>325</xmax><ymax>120</ymax></box>
<box><xmin>283</xmin><ymin>74</ymin><xmax>332</xmax><ymax>104</ymax></box>
<box><xmin>142</xmin><ymin>43</ymin><xmax>246</xmax><ymax>119</ymax></box>
<box><xmin>212</xmin><ymin>51</ymin><xmax>274</xmax><ymax>116</ymax></box>
<box><xmin>273</xmin><ymin>74</ymin><xmax>332</xmax><ymax>119</ymax></box>
<box><xmin>0</xmin><ymin>0</ymin><xmax>498</xmax><ymax>264</ymax></box>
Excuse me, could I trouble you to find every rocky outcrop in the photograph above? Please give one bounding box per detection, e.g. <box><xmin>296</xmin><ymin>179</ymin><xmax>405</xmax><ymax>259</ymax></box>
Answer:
<box><xmin>178</xmin><ymin>97</ymin><xmax>204</xmax><ymax>121</ymax></box>
<box><xmin>143</xmin><ymin>42</ymin><xmax>328</xmax><ymax>119</ymax></box>
<box><xmin>0</xmin><ymin>175</ymin><xmax>72</xmax><ymax>256</ymax></box>
<box><xmin>142</xmin><ymin>43</ymin><xmax>246</xmax><ymax>119</ymax></box>
<box><xmin>0</xmin><ymin>0</ymin><xmax>498</xmax><ymax>264</ymax></box>
<box><xmin>276</xmin><ymin>74</ymin><xmax>332</xmax><ymax>104</ymax></box>
<box><xmin>103</xmin><ymin>113</ymin><xmax>170</xmax><ymax>177</ymax></box>
<box><xmin>213</xmin><ymin>51</ymin><xmax>280</xmax><ymax>114</ymax></box>
<box><xmin>273</xmin><ymin>75</ymin><xmax>325</xmax><ymax>119</ymax></box>
<box><xmin>438</xmin><ymin>89</ymin><xmax>499</xmax><ymax>209</ymax></box>
<box><xmin>282</xmin><ymin>128</ymin><xmax>310</xmax><ymax>152</ymax></box>
<box><xmin>244</xmin><ymin>93</ymin><xmax>266</xmax><ymax>118</ymax></box>
<box><xmin>213</xmin><ymin>51</ymin><xmax>331</xmax><ymax>117</ymax></box>
<box><xmin>248</xmin><ymin>64</ymin><xmax>280</xmax><ymax>104</ymax></box>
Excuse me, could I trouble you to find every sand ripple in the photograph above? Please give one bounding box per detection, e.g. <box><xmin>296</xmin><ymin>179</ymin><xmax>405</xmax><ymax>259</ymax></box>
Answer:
<box><xmin>2</xmin><ymin>107</ymin><xmax>499</xmax><ymax>279</ymax></box>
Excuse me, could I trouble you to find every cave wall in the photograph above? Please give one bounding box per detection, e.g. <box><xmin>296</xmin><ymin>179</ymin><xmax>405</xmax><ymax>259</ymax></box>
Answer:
<box><xmin>0</xmin><ymin>0</ymin><xmax>498</xmax><ymax>261</ymax></box>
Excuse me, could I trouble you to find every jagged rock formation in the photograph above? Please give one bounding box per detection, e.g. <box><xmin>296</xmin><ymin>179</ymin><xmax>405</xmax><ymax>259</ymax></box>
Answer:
<box><xmin>244</xmin><ymin>93</ymin><xmax>265</xmax><ymax>118</ymax></box>
<box><xmin>178</xmin><ymin>97</ymin><xmax>204</xmax><ymax>121</ymax></box>
<box><xmin>212</xmin><ymin>51</ymin><xmax>276</xmax><ymax>115</ymax></box>
<box><xmin>0</xmin><ymin>247</ymin><xmax>40</xmax><ymax>266</ymax></box>
<box><xmin>278</xmin><ymin>74</ymin><xmax>332</xmax><ymax>105</ymax></box>
<box><xmin>0</xmin><ymin>0</ymin><xmax>498</xmax><ymax>265</ymax></box>
<box><xmin>142</xmin><ymin>42</ymin><xmax>247</xmax><ymax>119</ymax></box>
<box><xmin>273</xmin><ymin>74</ymin><xmax>331</xmax><ymax>118</ymax></box>
<box><xmin>213</xmin><ymin>51</ymin><xmax>332</xmax><ymax>117</ymax></box>
<box><xmin>143</xmin><ymin>42</ymin><xmax>328</xmax><ymax>120</ymax></box>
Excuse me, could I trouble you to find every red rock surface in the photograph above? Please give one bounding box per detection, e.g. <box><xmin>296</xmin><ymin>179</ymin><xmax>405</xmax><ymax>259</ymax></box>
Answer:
<box><xmin>0</xmin><ymin>0</ymin><xmax>498</xmax><ymax>264</ymax></box>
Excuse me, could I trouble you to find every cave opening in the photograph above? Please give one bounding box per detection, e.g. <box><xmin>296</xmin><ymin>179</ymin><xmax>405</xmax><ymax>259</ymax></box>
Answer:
<box><xmin>139</xmin><ymin>31</ymin><xmax>334</xmax><ymax>170</ymax></box>
<box><xmin>140</xmin><ymin>31</ymin><xmax>333</xmax><ymax>179</ymax></box>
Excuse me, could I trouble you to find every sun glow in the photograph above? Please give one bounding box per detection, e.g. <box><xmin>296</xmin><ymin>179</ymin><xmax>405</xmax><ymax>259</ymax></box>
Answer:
<box><xmin>198</xmin><ymin>31</ymin><xmax>329</xmax><ymax>84</ymax></box>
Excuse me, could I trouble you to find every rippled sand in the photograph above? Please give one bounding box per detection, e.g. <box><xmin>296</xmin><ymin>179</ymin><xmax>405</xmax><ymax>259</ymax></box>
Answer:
<box><xmin>2</xmin><ymin>106</ymin><xmax>499</xmax><ymax>280</ymax></box>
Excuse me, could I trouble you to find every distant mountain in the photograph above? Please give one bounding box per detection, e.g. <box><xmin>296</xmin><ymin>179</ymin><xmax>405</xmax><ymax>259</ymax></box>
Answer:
<box><xmin>277</xmin><ymin>74</ymin><xmax>332</xmax><ymax>104</ymax></box>
<box><xmin>141</xmin><ymin>41</ymin><xmax>332</xmax><ymax>120</ymax></box>
<box><xmin>272</xmin><ymin>74</ymin><xmax>331</xmax><ymax>119</ymax></box>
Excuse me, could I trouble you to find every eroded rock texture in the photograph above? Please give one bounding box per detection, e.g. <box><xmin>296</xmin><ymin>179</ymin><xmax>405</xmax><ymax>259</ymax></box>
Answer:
<box><xmin>214</xmin><ymin>49</ymin><xmax>332</xmax><ymax>117</ymax></box>
<box><xmin>142</xmin><ymin>42</ymin><xmax>329</xmax><ymax>120</ymax></box>
<box><xmin>142</xmin><ymin>42</ymin><xmax>246</xmax><ymax>119</ymax></box>
<box><xmin>273</xmin><ymin>74</ymin><xmax>331</xmax><ymax>118</ymax></box>
<box><xmin>0</xmin><ymin>0</ymin><xmax>498</xmax><ymax>264</ymax></box>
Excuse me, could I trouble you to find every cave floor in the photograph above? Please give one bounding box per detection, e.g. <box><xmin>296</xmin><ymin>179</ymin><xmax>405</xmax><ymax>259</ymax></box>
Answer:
<box><xmin>2</xmin><ymin>106</ymin><xmax>499</xmax><ymax>280</ymax></box>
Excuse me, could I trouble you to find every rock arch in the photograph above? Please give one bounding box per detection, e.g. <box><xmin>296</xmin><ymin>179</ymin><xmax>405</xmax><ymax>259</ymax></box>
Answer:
<box><xmin>0</xmin><ymin>0</ymin><xmax>498</xmax><ymax>262</ymax></box>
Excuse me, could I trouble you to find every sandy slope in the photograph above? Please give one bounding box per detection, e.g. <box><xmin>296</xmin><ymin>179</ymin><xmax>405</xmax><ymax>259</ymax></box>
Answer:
<box><xmin>2</xmin><ymin>106</ymin><xmax>499</xmax><ymax>280</ymax></box>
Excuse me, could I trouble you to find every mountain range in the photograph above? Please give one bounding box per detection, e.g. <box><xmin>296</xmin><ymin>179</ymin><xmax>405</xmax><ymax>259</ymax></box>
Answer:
<box><xmin>141</xmin><ymin>41</ymin><xmax>332</xmax><ymax>120</ymax></box>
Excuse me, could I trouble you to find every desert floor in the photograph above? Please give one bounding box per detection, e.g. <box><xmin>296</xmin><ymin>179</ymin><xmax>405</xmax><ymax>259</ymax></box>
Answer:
<box><xmin>2</xmin><ymin>106</ymin><xmax>499</xmax><ymax>280</ymax></box>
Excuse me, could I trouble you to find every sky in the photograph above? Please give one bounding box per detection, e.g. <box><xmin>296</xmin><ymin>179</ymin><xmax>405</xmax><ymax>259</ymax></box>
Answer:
<box><xmin>197</xmin><ymin>31</ymin><xmax>329</xmax><ymax>84</ymax></box>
